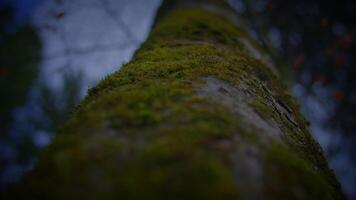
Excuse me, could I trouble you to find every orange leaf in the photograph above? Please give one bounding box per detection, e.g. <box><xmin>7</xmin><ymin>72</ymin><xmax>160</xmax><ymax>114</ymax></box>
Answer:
<box><xmin>332</xmin><ymin>90</ymin><xmax>345</xmax><ymax>101</ymax></box>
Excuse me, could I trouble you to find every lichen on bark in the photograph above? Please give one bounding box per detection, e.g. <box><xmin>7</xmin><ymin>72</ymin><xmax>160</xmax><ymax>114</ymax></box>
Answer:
<box><xmin>6</xmin><ymin>1</ymin><xmax>345</xmax><ymax>200</ymax></box>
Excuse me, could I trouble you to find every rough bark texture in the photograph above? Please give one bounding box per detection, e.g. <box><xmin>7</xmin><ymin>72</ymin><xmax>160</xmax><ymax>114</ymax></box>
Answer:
<box><xmin>7</xmin><ymin>0</ymin><xmax>345</xmax><ymax>199</ymax></box>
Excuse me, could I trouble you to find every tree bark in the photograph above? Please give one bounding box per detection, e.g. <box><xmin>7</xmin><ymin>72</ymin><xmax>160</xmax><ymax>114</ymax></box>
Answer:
<box><xmin>7</xmin><ymin>0</ymin><xmax>344</xmax><ymax>199</ymax></box>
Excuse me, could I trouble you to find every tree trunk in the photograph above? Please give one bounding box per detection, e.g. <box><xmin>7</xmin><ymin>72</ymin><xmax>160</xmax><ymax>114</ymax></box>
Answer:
<box><xmin>7</xmin><ymin>0</ymin><xmax>344</xmax><ymax>199</ymax></box>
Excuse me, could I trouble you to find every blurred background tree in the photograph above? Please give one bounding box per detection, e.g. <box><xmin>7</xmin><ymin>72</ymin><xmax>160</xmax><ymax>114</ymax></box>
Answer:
<box><xmin>0</xmin><ymin>4</ymin><xmax>41</xmax><ymax>186</ymax></box>
<box><xmin>0</xmin><ymin>5</ymin><xmax>41</xmax><ymax>136</ymax></box>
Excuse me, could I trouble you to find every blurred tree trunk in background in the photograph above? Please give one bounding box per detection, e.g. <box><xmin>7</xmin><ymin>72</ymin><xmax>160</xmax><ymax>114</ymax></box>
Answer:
<box><xmin>0</xmin><ymin>6</ymin><xmax>41</xmax><ymax>137</ymax></box>
<box><xmin>0</xmin><ymin>6</ymin><xmax>41</xmax><ymax>180</ymax></box>
<box><xmin>6</xmin><ymin>0</ymin><xmax>345</xmax><ymax>199</ymax></box>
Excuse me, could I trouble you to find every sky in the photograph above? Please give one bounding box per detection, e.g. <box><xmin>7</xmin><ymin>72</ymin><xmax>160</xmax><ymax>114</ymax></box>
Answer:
<box><xmin>0</xmin><ymin>0</ymin><xmax>161</xmax><ymax>188</ymax></box>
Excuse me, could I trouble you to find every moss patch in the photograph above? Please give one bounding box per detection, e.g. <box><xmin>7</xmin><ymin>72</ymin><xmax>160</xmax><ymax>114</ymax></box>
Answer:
<box><xmin>263</xmin><ymin>143</ymin><xmax>340</xmax><ymax>200</ymax></box>
<box><xmin>7</xmin><ymin>7</ymin><xmax>344</xmax><ymax>200</ymax></box>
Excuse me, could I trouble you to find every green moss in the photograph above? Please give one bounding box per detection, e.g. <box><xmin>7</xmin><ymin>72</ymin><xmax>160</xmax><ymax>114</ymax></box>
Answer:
<box><xmin>7</xmin><ymin>7</ymin><xmax>344</xmax><ymax>199</ymax></box>
<box><xmin>8</xmin><ymin>134</ymin><xmax>124</xmax><ymax>200</ymax></box>
<box><xmin>264</xmin><ymin>143</ymin><xmax>341</xmax><ymax>200</ymax></box>
<box><xmin>116</xmin><ymin>129</ymin><xmax>240</xmax><ymax>200</ymax></box>
<box><xmin>249</xmin><ymin>96</ymin><xmax>274</xmax><ymax>119</ymax></box>
<box><xmin>246</xmin><ymin>74</ymin><xmax>340</xmax><ymax>191</ymax></box>
<box><xmin>138</xmin><ymin>8</ymin><xmax>247</xmax><ymax>52</ymax></box>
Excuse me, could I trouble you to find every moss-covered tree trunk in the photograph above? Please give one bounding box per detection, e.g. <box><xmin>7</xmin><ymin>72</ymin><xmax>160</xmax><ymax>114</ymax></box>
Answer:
<box><xmin>7</xmin><ymin>0</ymin><xmax>345</xmax><ymax>199</ymax></box>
